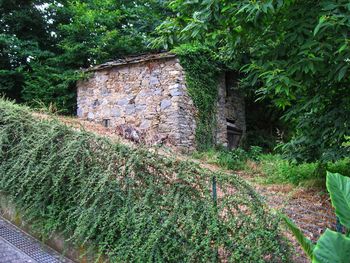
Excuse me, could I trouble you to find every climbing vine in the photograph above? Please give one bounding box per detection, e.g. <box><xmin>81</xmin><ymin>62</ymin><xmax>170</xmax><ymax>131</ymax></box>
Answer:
<box><xmin>0</xmin><ymin>99</ymin><xmax>290</xmax><ymax>262</ymax></box>
<box><xmin>174</xmin><ymin>44</ymin><xmax>221</xmax><ymax>150</ymax></box>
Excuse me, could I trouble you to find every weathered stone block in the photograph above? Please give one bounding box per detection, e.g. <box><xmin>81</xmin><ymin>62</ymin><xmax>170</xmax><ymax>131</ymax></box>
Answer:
<box><xmin>116</xmin><ymin>98</ymin><xmax>129</xmax><ymax>106</ymax></box>
<box><xmin>170</xmin><ymin>90</ymin><xmax>183</xmax><ymax>96</ymax></box>
<box><xmin>125</xmin><ymin>105</ymin><xmax>136</xmax><ymax>115</ymax></box>
<box><xmin>77</xmin><ymin>107</ymin><xmax>83</xmax><ymax>117</ymax></box>
<box><xmin>160</xmin><ymin>99</ymin><xmax>171</xmax><ymax>110</ymax></box>
<box><xmin>140</xmin><ymin>120</ymin><xmax>151</xmax><ymax>129</ymax></box>
<box><xmin>87</xmin><ymin>112</ymin><xmax>94</xmax><ymax>120</ymax></box>
<box><xmin>111</xmin><ymin>108</ymin><xmax>121</xmax><ymax>117</ymax></box>
<box><xmin>92</xmin><ymin>99</ymin><xmax>100</xmax><ymax>108</ymax></box>
<box><xmin>150</xmin><ymin>76</ymin><xmax>159</xmax><ymax>85</ymax></box>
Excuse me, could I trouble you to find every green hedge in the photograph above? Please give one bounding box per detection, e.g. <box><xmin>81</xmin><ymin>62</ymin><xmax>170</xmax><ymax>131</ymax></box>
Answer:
<box><xmin>0</xmin><ymin>99</ymin><xmax>289</xmax><ymax>262</ymax></box>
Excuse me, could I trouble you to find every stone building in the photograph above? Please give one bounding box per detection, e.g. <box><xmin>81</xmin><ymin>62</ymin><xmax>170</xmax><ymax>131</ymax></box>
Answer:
<box><xmin>77</xmin><ymin>53</ymin><xmax>245</xmax><ymax>152</ymax></box>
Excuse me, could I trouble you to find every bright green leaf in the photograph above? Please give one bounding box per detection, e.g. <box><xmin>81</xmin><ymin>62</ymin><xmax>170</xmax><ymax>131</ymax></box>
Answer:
<box><xmin>326</xmin><ymin>172</ymin><xmax>350</xmax><ymax>229</ymax></box>
<box><xmin>314</xmin><ymin>16</ymin><xmax>326</xmax><ymax>36</ymax></box>
<box><xmin>312</xmin><ymin>229</ymin><xmax>350</xmax><ymax>263</ymax></box>
<box><xmin>338</xmin><ymin>43</ymin><xmax>348</xmax><ymax>54</ymax></box>
<box><xmin>338</xmin><ymin>66</ymin><xmax>348</xmax><ymax>82</ymax></box>
<box><xmin>283</xmin><ymin>215</ymin><xmax>314</xmax><ymax>259</ymax></box>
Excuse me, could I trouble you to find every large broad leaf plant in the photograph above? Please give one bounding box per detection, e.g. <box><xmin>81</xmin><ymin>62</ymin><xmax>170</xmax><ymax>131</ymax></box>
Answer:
<box><xmin>284</xmin><ymin>172</ymin><xmax>350</xmax><ymax>262</ymax></box>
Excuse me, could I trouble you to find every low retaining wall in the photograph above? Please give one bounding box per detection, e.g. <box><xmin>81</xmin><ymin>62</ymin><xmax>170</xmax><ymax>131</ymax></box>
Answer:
<box><xmin>0</xmin><ymin>193</ymin><xmax>102</xmax><ymax>263</ymax></box>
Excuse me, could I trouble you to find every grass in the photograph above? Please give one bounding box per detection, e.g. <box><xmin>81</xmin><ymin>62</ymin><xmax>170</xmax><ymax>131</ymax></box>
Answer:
<box><xmin>192</xmin><ymin>146</ymin><xmax>260</xmax><ymax>171</ymax></box>
<box><xmin>253</xmin><ymin>154</ymin><xmax>350</xmax><ymax>186</ymax></box>
<box><xmin>250</xmin><ymin>154</ymin><xmax>319</xmax><ymax>185</ymax></box>
<box><xmin>193</xmin><ymin>147</ymin><xmax>350</xmax><ymax>187</ymax></box>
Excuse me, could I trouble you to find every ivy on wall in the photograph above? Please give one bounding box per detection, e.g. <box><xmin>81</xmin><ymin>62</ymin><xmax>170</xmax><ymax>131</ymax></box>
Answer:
<box><xmin>174</xmin><ymin>44</ymin><xmax>221</xmax><ymax>150</ymax></box>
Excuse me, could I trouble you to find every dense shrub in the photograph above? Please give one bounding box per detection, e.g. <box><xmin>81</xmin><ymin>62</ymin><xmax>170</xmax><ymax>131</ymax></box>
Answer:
<box><xmin>256</xmin><ymin>154</ymin><xmax>350</xmax><ymax>185</ymax></box>
<box><xmin>193</xmin><ymin>146</ymin><xmax>263</xmax><ymax>171</ymax></box>
<box><xmin>0</xmin><ymin>99</ymin><xmax>289</xmax><ymax>262</ymax></box>
<box><xmin>257</xmin><ymin>154</ymin><xmax>318</xmax><ymax>185</ymax></box>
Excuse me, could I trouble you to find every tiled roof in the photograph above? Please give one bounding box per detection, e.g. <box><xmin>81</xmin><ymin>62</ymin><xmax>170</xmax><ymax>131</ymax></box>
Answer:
<box><xmin>87</xmin><ymin>52</ymin><xmax>176</xmax><ymax>72</ymax></box>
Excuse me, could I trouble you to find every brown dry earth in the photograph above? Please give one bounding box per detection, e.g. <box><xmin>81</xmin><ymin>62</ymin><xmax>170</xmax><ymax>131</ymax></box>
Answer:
<box><xmin>52</xmin><ymin>115</ymin><xmax>336</xmax><ymax>263</ymax></box>
<box><xmin>238</xmin><ymin>172</ymin><xmax>335</xmax><ymax>263</ymax></box>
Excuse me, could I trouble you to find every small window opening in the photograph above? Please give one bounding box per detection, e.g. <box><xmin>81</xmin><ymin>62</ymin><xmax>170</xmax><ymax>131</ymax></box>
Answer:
<box><xmin>102</xmin><ymin>119</ymin><xmax>110</xmax><ymax>128</ymax></box>
<box><xmin>226</xmin><ymin>119</ymin><xmax>242</xmax><ymax>149</ymax></box>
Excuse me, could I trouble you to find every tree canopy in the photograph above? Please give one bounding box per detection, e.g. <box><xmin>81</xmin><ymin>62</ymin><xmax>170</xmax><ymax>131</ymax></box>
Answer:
<box><xmin>154</xmin><ymin>0</ymin><xmax>350</xmax><ymax>161</ymax></box>
<box><xmin>0</xmin><ymin>0</ymin><xmax>349</xmax><ymax>162</ymax></box>
<box><xmin>0</xmin><ymin>0</ymin><xmax>169</xmax><ymax>112</ymax></box>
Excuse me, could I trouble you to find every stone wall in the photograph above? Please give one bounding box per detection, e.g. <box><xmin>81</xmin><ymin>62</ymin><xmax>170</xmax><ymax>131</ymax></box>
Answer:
<box><xmin>77</xmin><ymin>57</ymin><xmax>197</xmax><ymax>152</ymax></box>
<box><xmin>216</xmin><ymin>74</ymin><xmax>228</xmax><ymax>147</ymax></box>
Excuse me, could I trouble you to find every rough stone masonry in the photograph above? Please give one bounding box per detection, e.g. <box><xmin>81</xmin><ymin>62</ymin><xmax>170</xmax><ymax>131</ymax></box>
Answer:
<box><xmin>77</xmin><ymin>53</ymin><xmax>245</xmax><ymax>152</ymax></box>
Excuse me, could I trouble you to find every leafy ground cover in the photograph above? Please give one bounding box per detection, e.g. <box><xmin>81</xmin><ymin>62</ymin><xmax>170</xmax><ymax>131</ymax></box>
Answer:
<box><xmin>0</xmin><ymin>99</ymin><xmax>290</xmax><ymax>262</ymax></box>
<box><xmin>193</xmin><ymin>148</ymin><xmax>349</xmax><ymax>187</ymax></box>
<box><xmin>250</xmin><ymin>154</ymin><xmax>350</xmax><ymax>186</ymax></box>
<box><xmin>1</xmin><ymin>99</ymin><xmax>345</xmax><ymax>262</ymax></box>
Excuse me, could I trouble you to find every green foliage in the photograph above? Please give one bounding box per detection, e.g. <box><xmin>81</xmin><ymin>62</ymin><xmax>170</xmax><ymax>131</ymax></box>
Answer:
<box><xmin>0</xmin><ymin>0</ymin><xmax>54</xmax><ymax>102</ymax></box>
<box><xmin>21</xmin><ymin>60</ymin><xmax>82</xmax><ymax>114</ymax></box>
<box><xmin>343</xmin><ymin>136</ymin><xmax>350</xmax><ymax>148</ymax></box>
<box><xmin>0</xmin><ymin>0</ymin><xmax>169</xmax><ymax>113</ymax></box>
<box><xmin>252</xmin><ymin>154</ymin><xmax>350</xmax><ymax>185</ymax></box>
<box><xmin>326</xmin><ymin>172</ymin><xmax>350</xmax><ymax>229</ymax></box>
<box><xmin>284</xmin><ymin>172</ymin><xmax>350</xmax><ymax>262</ymax></box>
<box><xmin>193</xmin><ymin>146</ymin><xmax>262</xmax><ymax>171</ymax></box>
<box><xmin>216</xmin><ymin>148</ymin><xmax>247</xmax><ymax>170</ymax></box>
<box><xmin>0</xmin><ymin>99</ymin><xmax>289</xmax><ymax>262</ymax></box>
<box><xmin>173</xmin><ymin>44</ymin><xmax>221</xmax><ymax>150</ymax></box>
<box><xmin>58</xmin><ymin>0</ymin><xmax>168</xmax><ymax>67</ymax></box>
<box><xmin>248</xmin><ymin>146</ymin><xmax>263</xmax><ymax>161</ymax></box>
<box><xmin>245</xmin><ymin>97</ymin><xmax>290</xmax><ymax>152</ymax></box>
<box><xmin>282</xmin><ymin>216</ymin><xmax>315</xmax><ymax>259</ymax></box>
<box><xmin>313</xmin><ymin>229</ymin><xmax>350</xmax><ymax>263</ymax></box>
<box><xmin>256</xmin><ymin>154</ymin><xmax>319</xmax><ymax>185</ymax></box>
<box><xmin>156</xmin><ymin>0</ymin><xmax>350</xmax><ymax>162</ymax></box>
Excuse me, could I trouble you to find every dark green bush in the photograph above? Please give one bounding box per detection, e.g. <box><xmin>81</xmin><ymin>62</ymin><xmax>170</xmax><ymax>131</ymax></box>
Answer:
<box><xmin>193</xmin><ymin>146</ymin><xmax>263</xmax><ymax>171</ymax></box>
<box><xmin>327</xmin><ymin>158</ymin><xmax>350</xmax><ymax>178</ymax></box>
<box><xmin>0</xmin><ymin>99</ymin><xmax>289</xmax><ymax>262</ymax></box>
<box><xmin>256</xmin><ymin>154</ymin><xmax>350</xmax><ymax>185</ymax></box>
<box><xmin>216</xmin><ymin>148</ymin><xmax>248</xmax><ymax>170</ymax></box>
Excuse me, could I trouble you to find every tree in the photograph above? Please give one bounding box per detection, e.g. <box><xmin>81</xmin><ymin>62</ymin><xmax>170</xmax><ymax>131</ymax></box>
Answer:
<box><xmin>55</xmin><ymin>0</ymin><xmax>171</xmax><ymax>67</ymax></box>
<box><xmin>0</xmin><ymin>0</ymin><xmax>170</xmax><ymax>113</ymax></box>
<box><xmin>0</xmin><ymin>0</ymin><xmax>54</xmax><ymax>101</ymax></box>
<box><xmin>155</xmin><ymin>0</ymin><xmax>350</xmax><ymax>161</ymax></box>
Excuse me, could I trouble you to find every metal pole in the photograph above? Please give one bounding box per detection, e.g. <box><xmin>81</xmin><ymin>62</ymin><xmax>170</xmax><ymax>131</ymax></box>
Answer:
<box><xmin>212</xmin><ymin>175</ymin><xmax>218</xmax><ymax>262</ymax></box>
<box><xmin>212</xmin><ymin>176</ymin><xmax>217</xmax><ymax>205</ymax></box>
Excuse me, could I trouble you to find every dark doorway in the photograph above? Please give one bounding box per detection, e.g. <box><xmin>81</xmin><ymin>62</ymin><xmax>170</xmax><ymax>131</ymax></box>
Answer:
<box><xmin>227</xmin><ymin>119</ymin><xmax>243</xmax><ymax>149</ymax></box>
